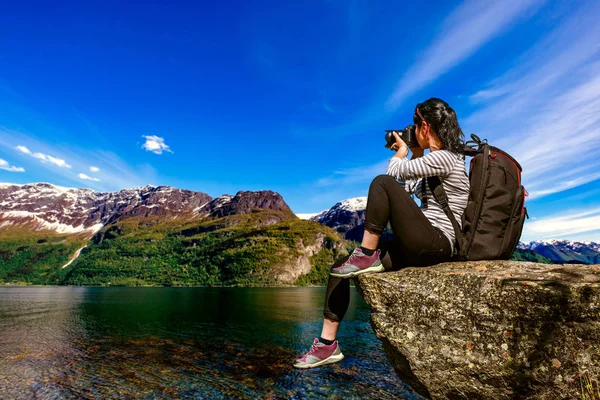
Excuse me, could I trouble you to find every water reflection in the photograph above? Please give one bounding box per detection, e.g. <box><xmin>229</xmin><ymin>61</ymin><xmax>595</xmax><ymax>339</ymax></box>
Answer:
<box><xmin>0</xmin><ymin>287</ymin><xmax>424</xmax><ymax>399</ymax></box>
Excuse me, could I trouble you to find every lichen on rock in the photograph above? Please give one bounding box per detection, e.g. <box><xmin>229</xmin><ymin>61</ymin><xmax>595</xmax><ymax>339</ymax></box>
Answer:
<box><xmin>356</xmin><ymin>260</ymin><xmax>600</xmax><ymax>400</ymax></box>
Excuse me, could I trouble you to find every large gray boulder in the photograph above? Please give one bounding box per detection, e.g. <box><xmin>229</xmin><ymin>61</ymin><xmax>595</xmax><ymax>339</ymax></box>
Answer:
<box><xmin>356</xmin><ymin>261</ymin><xmax>600</xmax><ymax>399</ymax></box>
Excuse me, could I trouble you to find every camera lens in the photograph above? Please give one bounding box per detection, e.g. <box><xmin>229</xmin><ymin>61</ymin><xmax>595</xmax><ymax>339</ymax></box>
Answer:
<box><xmin>384</xmin><ymin>130</ymin><xmax>398</xmax><ymax>148</ymax></box>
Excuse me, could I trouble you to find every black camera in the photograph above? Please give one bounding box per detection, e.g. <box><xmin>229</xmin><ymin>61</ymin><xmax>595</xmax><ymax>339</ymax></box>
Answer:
<box><xmin>384</xmin><ymin>124</ymin><xmax>419</xmax><ymax>149</ymax></box>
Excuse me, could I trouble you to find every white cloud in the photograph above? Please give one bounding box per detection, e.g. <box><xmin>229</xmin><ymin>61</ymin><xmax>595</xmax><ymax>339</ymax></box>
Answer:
<box><xmin>142</xmin><ymin>135</ymin><xmax>173</xmax><ymax>155</ymax></box>
<box><xmin>78</xmin><ymin>173</ymin><xmax>100</xmax><ymax>182</ymax></box>
<box><xmin>385</xmin><ymin>0</ymin><xmax>545</xmax><ymax>110</ymax></box>
<box><xmin>16</xmin><ymin>145</ymin><xmax>31</xmax><ymax>154</ymax></box>
<box><xmin>0</xmin><ymin>158</ymin><xmax>25</xmax><ymax>172</ymax></box>
<box><xmin>16</xmin><ymin>143</ymin><xmax>72</xmax><ymax>168</ymax></box>
<box><xmin>32</xmin><ymin>152</ymin><xmax>72</xmax><ymax>168</ymax></box>
<box><xmin>522</xmin><ymin>207</ymin><xmax>600</xmax><ymax>241</ymax></box>
<box><xmin>90</xmin><ymin>166</ymin><xmax>100</xmax><ymax>172</ymax></box>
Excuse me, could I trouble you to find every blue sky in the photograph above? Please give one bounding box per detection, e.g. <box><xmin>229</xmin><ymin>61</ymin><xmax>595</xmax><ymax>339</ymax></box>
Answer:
<box><xmin>1</xmin><ymin>0</ymin><xmax>600</xmax><ymax>243</ymax></box>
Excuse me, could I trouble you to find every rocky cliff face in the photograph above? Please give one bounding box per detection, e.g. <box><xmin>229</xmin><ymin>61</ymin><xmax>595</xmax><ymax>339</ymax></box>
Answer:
<box><xmin>356</xmin><ymin>261</ymin><xmax>600</xmax><ymax>400</ymax></box>
<box><xmin>271</xmin><ymin>232</ymin><xmax>347</xmax><ymax>284</ymax></box>
<box><xmin>199</xmin><ymin>190</ymin><xmax>293</xmax><ymax>219</ymax></box>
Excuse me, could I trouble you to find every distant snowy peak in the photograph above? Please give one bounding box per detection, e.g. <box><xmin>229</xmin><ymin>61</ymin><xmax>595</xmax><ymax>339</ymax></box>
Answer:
<box><xmin>336</xmin><ymin>197</ymin><xmax>368</xmax><ymax>212</ymax></box>
<box><xmin>311</xmin><ymin>209</ymin><xmax>329</xmax><ymax>221</ymax></box>
<box><xmin>518</xmin><ymin>240</ymin><xmax>600</xmax><ymax>252</ymax></box>
<box><xmin>0</xmin><ymin>182</ymin><xmax>212</xmax><ymax>238</ymax></box>
<box><xmin>309</xmin><ymin>197</ymin><xmax>367</xmax><ymax>240</ymax></box>
<box><xmin>0</xmin><ymin>181</ymin><xmax>83</xmax><ymax>192</ymax></box>
<box><xmin>517</xmin><ymin>240</ymin><xmax>600</xmax><ymax>264</ymax></box>
<box><xmin>0</xmin><ymin>182</ymin><xmax>98</xmax><ymax>198</ymax></box>
<box><xmin>0</xmin><ymin>182</ymin><xmax>169</xmax><ymax>196</ymax></box>
<box><xmin>312</xmin><ymin>197</ymin><xmax>367</xmax><ymax>221</ymax></box>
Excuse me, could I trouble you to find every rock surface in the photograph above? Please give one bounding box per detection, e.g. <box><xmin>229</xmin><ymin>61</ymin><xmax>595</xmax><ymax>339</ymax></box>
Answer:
<box><xmin>356</xmin><ymin>260</ymin><xmax>600</xmax><ymax>399</ymax></box>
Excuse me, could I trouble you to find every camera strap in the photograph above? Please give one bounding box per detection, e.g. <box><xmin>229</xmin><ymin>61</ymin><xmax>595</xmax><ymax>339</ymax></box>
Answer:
<box><xmin>420</xmin><ymin>178</ymin><xmax>428</xmax><ymax>209</ymax></box>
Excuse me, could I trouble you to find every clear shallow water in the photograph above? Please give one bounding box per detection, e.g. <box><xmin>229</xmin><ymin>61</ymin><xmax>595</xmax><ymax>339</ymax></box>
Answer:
<box><xmin>0</xmin><ymin>287</ymin><xmax>424</xmax><ymax>399</ymax></box>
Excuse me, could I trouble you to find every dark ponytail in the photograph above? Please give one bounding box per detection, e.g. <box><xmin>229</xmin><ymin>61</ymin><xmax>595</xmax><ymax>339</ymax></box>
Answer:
<box><xmin>413</xmin><ymin>98</ymin><xmax>464</xmax><ymax>154</ymax></box>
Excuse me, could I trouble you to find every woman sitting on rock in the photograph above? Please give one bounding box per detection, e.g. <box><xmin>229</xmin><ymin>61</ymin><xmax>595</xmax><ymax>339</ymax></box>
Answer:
<box><xmin>294</xmin><ymin>97</ymin><xmax>470</xmax><ymax>369</ymax></box>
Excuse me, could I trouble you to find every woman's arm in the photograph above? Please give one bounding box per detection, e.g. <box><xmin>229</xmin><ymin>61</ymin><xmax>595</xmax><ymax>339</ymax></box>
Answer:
<box><xmin>385</xmin><ymin>148</ymin><xmax>423</xmax><ymax>195</ymax></box>
<box><xmin>386</xmin><ymin>150</ymin><xmax>456</xmax><ymax>181</ymax></box>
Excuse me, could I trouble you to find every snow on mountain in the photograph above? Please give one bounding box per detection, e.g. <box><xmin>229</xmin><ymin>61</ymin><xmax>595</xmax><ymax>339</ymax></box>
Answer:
<box><xmin>311</xmin><ymin>197</ymin><xmax>367</xmax><ymax>219</ymax></box>
<box><xmin>0</xmin><ymin>183</ymin><xmax>294</xmax><ymax>238</ymax></box>
<box><xmin>518</xmin><ymin>239</ymin><xmax>600</xmax><ymax>252</ymax></box>
<box><xmin>517</xmin><ymin>240</ymin><xmax>600</xmax><ymax>264</ymax></box>
<box><xmin>334</xmin><ymin>197</ymin><xmax>368</xmax><ymax>212</ymax></box>
<box><xmin>310</xmin><ymin>197</ymin><xmax>368</xmax><ymax>241</ymax></box>
<box><xmin>0</xmin><ymin>182</ymin><xmax>212</xmax><ymax>238</ymax></box>
<box><xmin>0</xmin><ymin>210</ymin><xmax>104</xmax><ymax>235</ymax></box>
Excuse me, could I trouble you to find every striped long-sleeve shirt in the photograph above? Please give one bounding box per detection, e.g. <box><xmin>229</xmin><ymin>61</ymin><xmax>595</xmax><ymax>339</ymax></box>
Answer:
<box><xmin>386</xmin><ymin>150</ymin><xmax>470</xmax><ymax>252</ymax></box>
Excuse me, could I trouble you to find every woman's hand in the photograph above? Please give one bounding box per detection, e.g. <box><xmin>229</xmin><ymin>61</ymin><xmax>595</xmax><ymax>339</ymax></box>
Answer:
<box><xmin>391</xmin><ymin>131</ymin><xmax>409</xmax><ymax>158</ymax></box>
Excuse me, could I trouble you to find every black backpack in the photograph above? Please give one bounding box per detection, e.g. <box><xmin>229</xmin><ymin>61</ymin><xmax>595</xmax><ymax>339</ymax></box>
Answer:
<box><xmin>428</xmin><ymin>134</ymin><xmax>529</xmax><ymax>261</ymax></box>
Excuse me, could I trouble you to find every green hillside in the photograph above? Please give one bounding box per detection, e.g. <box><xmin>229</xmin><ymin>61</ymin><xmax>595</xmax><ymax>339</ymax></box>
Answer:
<box><xmin>54</xmin><ymin>210</ymin><xmax>348</xmax><ymax>286</ymax></box>
<box><xmin>510</xmin><ymin>248</ymin><xmax>554</xmax><ymax>264</ymax></box>
<box><xmin>0</xmin><ymin>228</ymin><xmax>87</xmax><ymax>285</ymax></box>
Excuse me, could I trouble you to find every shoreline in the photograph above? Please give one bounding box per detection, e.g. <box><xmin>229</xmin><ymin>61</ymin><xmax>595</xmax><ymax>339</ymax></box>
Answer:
<box><xmin>0</xmin><ymin>283</ymin><xmax>331</xmax><ymax>288</ymax></box>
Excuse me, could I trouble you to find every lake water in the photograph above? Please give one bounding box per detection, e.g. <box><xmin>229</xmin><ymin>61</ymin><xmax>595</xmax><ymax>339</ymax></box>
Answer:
<box><xmin>0</xmin><ymin>287</ymin><xmax>424</xmax><ymax>399</ymax></box>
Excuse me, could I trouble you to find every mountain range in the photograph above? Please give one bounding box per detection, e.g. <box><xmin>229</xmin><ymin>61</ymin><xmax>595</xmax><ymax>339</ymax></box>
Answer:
<box><xmin>517</xmin><ymin>240</ymin><xmax>600</xmax><ymax>264</ymax></box>
<box><xmin>0</xmin><ymin>182</ymin><xmax>347</xmax><ymax>286</ymax></box>
<box><xmin>307</xmin><ymin>197</ymin><xmax>368</xmax><ymax>242</ymax></box>
<box><xmin>1</xmin><ymin>183</ymin><xmax>597</xmax><ymax>286</ymax></box>
<box><xmin>0</xmin><ymin>182</ymin><xmax>293</xmax><ymax>238</ymax></box>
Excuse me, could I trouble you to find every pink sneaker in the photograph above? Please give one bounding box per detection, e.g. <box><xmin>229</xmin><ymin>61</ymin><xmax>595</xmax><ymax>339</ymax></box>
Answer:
<box><xmin>293</xmin><ymin>338</ymin><xmax>344</xmax><ymax>369</ymax></box>
<box><xmin>329</xmin><ymin>248</ymin><xmax>383</xmax><ymax>278</ymax></box>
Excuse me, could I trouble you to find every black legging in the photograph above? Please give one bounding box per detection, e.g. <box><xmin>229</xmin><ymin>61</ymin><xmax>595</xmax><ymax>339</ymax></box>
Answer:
<box><xmin>323</xmin><ymin>174</ymin><xmax>452</xmax><ymax>322</ymax></box>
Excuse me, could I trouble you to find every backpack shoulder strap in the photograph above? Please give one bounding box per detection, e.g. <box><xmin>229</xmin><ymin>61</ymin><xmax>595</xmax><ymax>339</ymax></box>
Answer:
<box><xmin>427</xmin><ymin>176</ymin><xmax>464</xmax><ymax>255</ymax></box>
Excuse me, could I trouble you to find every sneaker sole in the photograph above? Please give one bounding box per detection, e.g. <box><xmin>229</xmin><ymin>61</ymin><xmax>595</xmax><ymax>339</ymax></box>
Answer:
<box><xmin>293</xmin><ymin>353</ymin><xmax>345</xmax><ymax>369</ymax></box>
<box><xmin>329</xmin><ymin>264</ymin><xmax>384</xmax><ymax>278</ymax></box>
